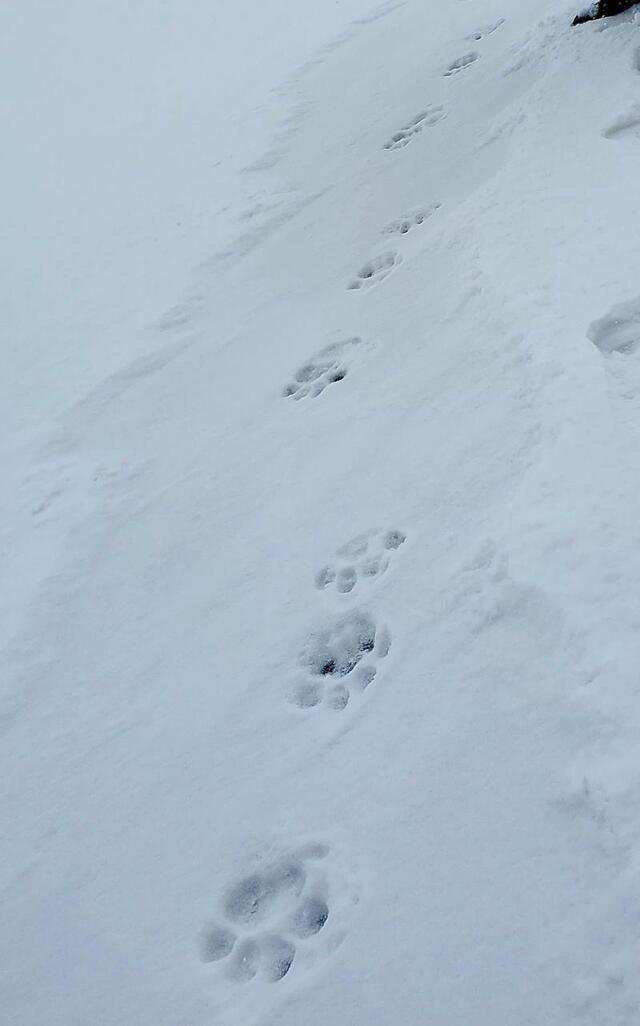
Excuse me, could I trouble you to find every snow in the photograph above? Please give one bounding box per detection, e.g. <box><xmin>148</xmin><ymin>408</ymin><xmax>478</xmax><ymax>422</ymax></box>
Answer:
<box><xmin>4</xmin><ymin>0</ymin><xmax>640</xmax><ymax>1023</ymax></box>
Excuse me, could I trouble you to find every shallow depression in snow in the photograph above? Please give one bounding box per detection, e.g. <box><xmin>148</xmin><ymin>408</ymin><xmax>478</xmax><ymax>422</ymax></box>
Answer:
<box><xmin>588</xmin><ymin>297</ymin><xmax>640</xmax><ymax>355</ymax></box>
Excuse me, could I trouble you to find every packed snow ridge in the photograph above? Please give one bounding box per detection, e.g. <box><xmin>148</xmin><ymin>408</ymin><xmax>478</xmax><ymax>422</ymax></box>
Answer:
<box><xmin>4</xmin><ymin>0</ymin><xmax>640</xmax><ymax>1024</ymax></box>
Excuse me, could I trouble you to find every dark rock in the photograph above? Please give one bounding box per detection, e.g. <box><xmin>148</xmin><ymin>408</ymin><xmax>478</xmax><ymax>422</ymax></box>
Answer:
<box><xmin>573</xmin><ymin>1</ymin><xmax>639</xmax><ymax>25</ymax></box>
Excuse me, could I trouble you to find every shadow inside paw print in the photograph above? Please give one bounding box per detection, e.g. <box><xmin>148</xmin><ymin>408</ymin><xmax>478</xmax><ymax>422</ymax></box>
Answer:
<box><xmin>200</xmin><ymin>849</ymin><xmax>332</xmax><ymax>984</ymax></box>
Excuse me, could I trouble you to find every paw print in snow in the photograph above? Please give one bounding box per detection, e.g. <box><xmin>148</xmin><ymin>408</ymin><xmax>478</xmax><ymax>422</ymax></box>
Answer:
<box><xmin>588</xmin><ymin>297</ymin><xmax>640</xmax><ymax>356</ymax></box>
<box><xmin>382</xmin><ymin>105</ymin><xmax>446</xmax><ymax>150</ymax></box>
<box><xmin>282</xmin><ymin>338</ymin><xmax>362</xmax><ymax>400</ymax></box>
<box><xmin>200</xmin><ymin>843</ymin><xmax>357</xmax><ymax>997</ymax></box>
<box><xmin>467</xmin><ymin>19</ymin><xmax>504</xmax><ymax>42</ymax></box>
<box><xmin>602</xmin><ymin>108</ymin><xmax>640</xmax><ymax>142</ymax></box>
<box><xmin>443</xmin><ymin>52</ymin><xmax>479</xmax><ymax>76</ymax></box>
<box><xmin>348</xmin><ymin>252</ymin><xmax>401</xmax><ymax>291</ymax></box>
<box><xmin>315</xmin><ymin>528</ymin><xmax>406</xmax><ymax>595</ymax></box>
<box><xmin>290</xmin><ymin>609</ymin><xmax>391</xmax><ymax>712</ymax></box>
<box><xmin>382</xmin><ymin>204</ymin><xmax>440</xmax><ymax>237</ymax></box>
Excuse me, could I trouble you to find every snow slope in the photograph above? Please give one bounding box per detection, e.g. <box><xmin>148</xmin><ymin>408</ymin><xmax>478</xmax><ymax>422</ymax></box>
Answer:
<box><xmin>4</xmin><ymin>0</ymin><xmax>640</xmax><ymax>1023</ymax></box>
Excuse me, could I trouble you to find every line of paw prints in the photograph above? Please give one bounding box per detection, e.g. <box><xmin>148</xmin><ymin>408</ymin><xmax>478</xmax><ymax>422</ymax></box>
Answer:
<box><xmin>315</xmin><ymin>529</ymin><xmax>406</xmax><ymax>595</ymax></box>
<box><xmin>290</xmin><ymin>608</ymin><xmax>391</xmax><ymax>711</ymax></box>
<box><xmin>200</xmin><ymin>845</ymin><xmax>336</xmax><ymax>985</ymax></box>
<box><xmin>201</xmin><ymin>9</ymin><xmax>505</xmax><ymax>1019</ymax></box>
<box><xmin>348</xmin><ymin>204</ymin><xmax>441</xmax><ymax>295</ymax></box>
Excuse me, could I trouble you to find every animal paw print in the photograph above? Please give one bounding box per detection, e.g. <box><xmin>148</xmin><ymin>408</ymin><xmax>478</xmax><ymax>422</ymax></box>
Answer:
<box><xmin>443</xmin><ymin>52</ymin><xmax>479</xmax><ymax>76</ymax></box>
<box><xmin>315</xmin><ymin>528</ymin><xmax>406</xmax><ymax>595</ymax></box>
<box><xmin>588</xmin><ymin>297</ymin><xmax>640</xmax><ymax>356</ymax></box>
<box><xmin>348</xmin><ymin>252</ymin><xmax>401</xmax><ymax>291</ymax></box>
<box><xmin>282</xmin><ymin>337</ymin><xmax>362</xmax><ymax>400</ymax></box>
<box><xmin>382</xmin><ymin>204</ymin><xmax>441</xmax><ymax>237</ymax></box>
<box><xmin>467</xmin><ymin>19</ymin><xmax>504</xmax><ymax>41</ymax></box>
<box><xmin>200</xmin><ymin>844</ymin><xmax>353</xmax><ymax>989</ymax></box>
<box><xmin>602</xmin><ymin>108</ymin><xmax>640</xmax><ymax>142</ymax></box>
<box><xmin>383</xmin><ymin>105</ymin><xmax>445</xmax><ymax>150</ymax></box>
<box><xmin>290</xmin><ymin>609</ymin><xmax>391</xmax><ymax>711</ymax></box>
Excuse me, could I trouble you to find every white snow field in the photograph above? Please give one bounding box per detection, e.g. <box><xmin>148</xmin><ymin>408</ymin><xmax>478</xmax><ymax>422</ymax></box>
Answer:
<box><xmin>4</xmin><ymin>0</ymin><xmax>640</xmax><ymax>1023</ymax></box>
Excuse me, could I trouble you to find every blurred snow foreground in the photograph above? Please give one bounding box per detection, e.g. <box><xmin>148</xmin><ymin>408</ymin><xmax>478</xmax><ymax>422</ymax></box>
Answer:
<box><xmin>5</xmin><ymin>0</ymin><xmax>640</xmax><ymax>1025</ymax></box>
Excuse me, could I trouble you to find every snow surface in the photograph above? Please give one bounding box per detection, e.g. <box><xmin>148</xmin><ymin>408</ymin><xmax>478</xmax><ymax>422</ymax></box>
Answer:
<box><xmin>4</xmin><ymin>0</ymin><xmax>640</xmax><ymax>1023</ymax></box>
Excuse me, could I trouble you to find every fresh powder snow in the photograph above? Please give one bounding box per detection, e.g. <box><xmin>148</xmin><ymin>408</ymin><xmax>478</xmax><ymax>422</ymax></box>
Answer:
<box><xmin>3</xmin><ymin>0</ymin><xmax>640</xmax><ymax>1023</ymax></box>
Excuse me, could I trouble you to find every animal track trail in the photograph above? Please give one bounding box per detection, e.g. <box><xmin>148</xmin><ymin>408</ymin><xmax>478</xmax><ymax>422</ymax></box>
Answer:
<box><xmin>282</xmin><ymin>337</ymin><xmax>362</xmax><ymax>400</ymax></box>
<box><xmin>382</xmin><ymin>105</ymin><xmax>445</xmax><ymax>151</ymax></box>
<box><xmin>382</xmin><ymin>204</ymin><xmax>441</xmax><ymax>237</ymax></box>
<box><xmin>315</xmin><ymin>528</ymin><xmax>406</xmax><ymax>595</ymax></box>
<box><xmin>290</xmin><ymin>609</ymin><xmax>391</xmax><ymax>712</ymax></box>
<box><xmin>348</xmin><ymin>252</ymin><xmax>401</xmax><ymax>291</ymax></box>
<box><xmin>200</xmin><ymin>844</ymin><xmax>359</xmax><ymax>1000</ymax></box>
<box><xmin>443</xmin><ymin>52</ymin><xmax>480</xmax><ymax>76</ymax></box>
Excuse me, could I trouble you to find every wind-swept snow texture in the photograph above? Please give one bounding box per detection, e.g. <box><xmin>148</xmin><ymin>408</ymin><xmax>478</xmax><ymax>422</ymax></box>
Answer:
<box><xmin>4</xmin><ymin>0</ymin><xmax>640</xmax><ymax>1024</ymax></box>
